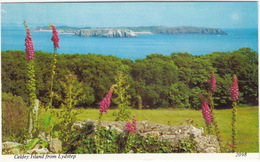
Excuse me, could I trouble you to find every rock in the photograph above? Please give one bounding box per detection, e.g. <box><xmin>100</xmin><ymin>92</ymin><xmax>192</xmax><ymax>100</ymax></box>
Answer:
<box><xmin>71</xmin><ymin>121</ymin><xmax>85</xmax><ymax>131</ymax></box>
<box><xmin>72</xmin><ymin>119</ymin><xmax>220</xmax><ymax>153</ymax></box>
<box><xmin>75</xmin><ymin>29</ymin><xmax>137</xmax><ymax>38</ymax></box>
<box><xmin>128</xmin><ymin>150</ymin><xmax>134</xmax><ymax>153</ymax></box>
<box><xmin>2</xmin><ymin>141</ymin><xmax>23</xmax><ymax>149</ymax></box>
<box><xmin>27</xmin><ymin>148</ymin><xmax>49</xmax><ymax>154</ymax></box>
<box><xmin>33</xmin><ymin>144</ymin><xmax>42</xmax><ymax>149</ymax></box>
<box><xmin>38</xmin><ymin>132</ymin><xmax>52</xmax><ymax>142</ymax></box>
<box><xmin>140</xmin><ymin>131</ymin><xmax>160</xmax><ymax>137</ymax></box>
<box><xmin>49</xmin><ymin>138</ymin><xmax>62</xmax><ymax>153</ymax></box>
<box><xmin>9</xmin><ymin>148</ymin><xmax>22</xmax><ymax>154</ymax></box>
<box><xmin>194</xmin><ymin>135</ymin><xmax>220</xmax><ymax>153</ymax></box>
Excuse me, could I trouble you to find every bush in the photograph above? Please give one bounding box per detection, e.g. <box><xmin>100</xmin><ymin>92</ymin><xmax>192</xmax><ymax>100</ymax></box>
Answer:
<box><xmin>2</xmin><ymin>93</ymin><xmax>29</xmax><ymax>142</ymax></box>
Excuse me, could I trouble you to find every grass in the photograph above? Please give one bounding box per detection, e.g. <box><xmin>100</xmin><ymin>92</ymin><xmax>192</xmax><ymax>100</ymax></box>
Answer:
<box><xmin>39</xmin><ymin>106</ymin><xmax>259</xmax><ymax>153</ymax></box>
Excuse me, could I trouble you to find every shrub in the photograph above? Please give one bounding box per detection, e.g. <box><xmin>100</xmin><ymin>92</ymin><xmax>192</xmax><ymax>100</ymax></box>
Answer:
<box><xmin>53</xmin><ymin>74</ymin><xmax>83</xmax><ymax>152</ymax></box>
<box><xmin>2</xmin><ymin>93</ymin><xmax>29</xmax><ymax>142</ymax></box>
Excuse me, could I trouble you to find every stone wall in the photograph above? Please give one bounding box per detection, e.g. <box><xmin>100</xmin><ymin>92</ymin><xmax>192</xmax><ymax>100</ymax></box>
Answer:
<box><xmin>72</xmin><ymin>119</ymin><xmax>220</xmax><ymax>153</ymax></box>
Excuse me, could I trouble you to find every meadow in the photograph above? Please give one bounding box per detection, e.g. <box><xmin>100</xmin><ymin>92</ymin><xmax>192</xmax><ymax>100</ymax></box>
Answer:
<box><xmin>39</xmin><ymin>106</ymin><xmax>259</xmax><ymax>153</ymax></box>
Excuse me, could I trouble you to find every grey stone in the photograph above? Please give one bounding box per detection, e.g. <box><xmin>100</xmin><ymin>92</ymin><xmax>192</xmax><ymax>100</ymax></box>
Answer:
<box><xmin>72</xmin><ymin>119</ymin><xmax>220</xmax><ymax>153</ymax></box>
<box><xmin>71</xmin><ymin>121</ymin><xmax>85</xmax><ymax>131</ymax></box>
<box><xmin>38</xmin><ymin>132</ymin><xmax>52</xmax><ymax>142</ymax></box>
<box><xmin>2</xmin><ymin>141</ymin><xmax>23</xmax><ymax>149</ymax></box>
<box><xmin>49</xmin><ymin>138</ymin><xmax>62</xmax><ymax>153</ymax></box>
<box><xmin>140</xmin><ymin>131</ymin><xmax>160</xmax><ymax>137</ymax></box>
<box><xmin>10</xmin><ymin>148</ymin><xmax>22</xmax><ymax>154</ymax></box>
<box><xmin>33</xmin><ymin>144</ymin><xmax>42</xmax><ymax>149</ymax></box>
<box><xmin>194</xmin><ymin>135</ymin><xmax>220</xmax><ymax>153</ymax></box>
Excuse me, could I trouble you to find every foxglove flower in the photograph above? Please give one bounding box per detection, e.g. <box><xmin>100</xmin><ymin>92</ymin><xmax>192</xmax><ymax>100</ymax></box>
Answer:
<box><xmin>229</xmin><ymin>75</ymin><xmax>239</xmax><ymax>101</ymax></box>
<box><xmin>201</xmin><ymin>98</ymin><xmax>212</xmax><ymax>124</ymax></box>
<box><xmin>125</xmin><ymin>121</ymin><xmax>133</xmax><ymax>133</ymax></box>
<box><xmin>99</xmin><ymin>86</ymin><xmax>114</xmax><ymax>113</ymax></box>
<box><xmin>206</xmin><ymin>73</ymin><xmax>216</xmax><ymax>92</ymax></box>
<box><xmin>126</xmin><ymin>116</ymin><xmax>137</xmax><ymax>133</ymax></box>
<box><xmin>24</xmin><ymin>27</ymin><xmax>35</xmax><ymax>61</ymax></box>
<box><xmin>49</xmin><ymin>24</ymin><xmax>60</xmax><ymax>48</ymax></box>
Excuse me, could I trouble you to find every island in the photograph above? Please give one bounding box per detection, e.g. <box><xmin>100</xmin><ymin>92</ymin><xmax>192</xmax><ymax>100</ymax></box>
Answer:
<box><xmin>75</xmin><ymin>29</ymin><xmax>137</xmax><ymax>38</ymax></box>
<box><xmin>33</xmin><ymin>26</ymin><xmax>228</xmax><ymax>38</ymax></box>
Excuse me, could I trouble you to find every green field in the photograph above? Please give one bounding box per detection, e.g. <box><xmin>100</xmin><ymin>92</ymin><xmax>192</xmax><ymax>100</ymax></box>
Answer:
<box><xmin>40</xmin><ymin>106</ymin><xmax>259</xmax><ymax>153</ymax></box>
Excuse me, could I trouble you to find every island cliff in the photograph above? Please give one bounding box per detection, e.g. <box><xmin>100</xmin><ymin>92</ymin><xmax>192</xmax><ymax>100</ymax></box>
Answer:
<box><xmin>34</xmin><ymin>26</ymin><xmax>227</xmax><ymax>38</ymax></box>
<box><xmin>75</xmin><ymin>29</ymin><xmax>137</xmax><ymax>38</ymax></box>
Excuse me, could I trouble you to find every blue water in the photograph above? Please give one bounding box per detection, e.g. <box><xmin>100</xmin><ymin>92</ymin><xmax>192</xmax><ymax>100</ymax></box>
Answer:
<box><xmin>1</xmin><ymin>25</ymin><xmax>258</xmax><ymax>60</ymax></box>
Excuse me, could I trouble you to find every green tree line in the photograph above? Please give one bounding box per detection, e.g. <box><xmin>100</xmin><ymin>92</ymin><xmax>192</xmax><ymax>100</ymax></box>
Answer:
<box><xmin>2</xmin><ymin>48</ymin><xmax>258</xmax><ymax>109</ymax></box>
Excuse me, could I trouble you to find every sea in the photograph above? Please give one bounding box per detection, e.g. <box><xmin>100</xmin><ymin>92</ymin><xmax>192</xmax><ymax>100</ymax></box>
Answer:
<box><xmin>1</xmin><ymin>25</ymin><xmax>258</xmax><ymax>60</ymax></box>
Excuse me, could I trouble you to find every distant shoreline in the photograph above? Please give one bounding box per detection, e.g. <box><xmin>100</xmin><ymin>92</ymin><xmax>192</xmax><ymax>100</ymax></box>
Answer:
<box><xmin>33</xmin><ymin>25</ymin><xmax>228</xmax><ymax>37</ymax></box>
<box><xmin>33</xmin><ymin>29</ymin><xmax>75</xmax><ymax>35</ymax></box>
<box><xmin>33</xmin><ymin>30</ymin><xmax>153</xmax><ymax>36</ymax></box>
<box><xmin>134</xmin><ymin>31</ymin><xmax>153</xmax><ymax>35</ymax></box>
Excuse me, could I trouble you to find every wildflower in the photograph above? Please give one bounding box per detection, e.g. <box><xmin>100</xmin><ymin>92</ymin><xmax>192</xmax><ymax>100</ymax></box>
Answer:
<box><xmin>125</xmin><ymin>121</ymin><xmax>133</xmax><ymax>133</ymax></box>
<box><xmin>125</xmin><ymin>116</ymin><xmax>137</xmax><ymax>133</ymax></box>
<box><xmin>24</xmin><ymin>25</ymin><xmax>35</xmax><ymax>61</ymax></box>
<box><xmin>201</xmin><ymin>98</ymin><xmax>212</xmax><ymax>124</ymax></box>
<box><xmin>49</xmin><ymin>24</ymin><xmax>60</xmax><ymax>48</ymax></box>
<box><xmin>99</xmin><ymin>86</ymin><xmax>114</xmax><ymax>113</ymax></box>
<box><xmin>229</xmin><ymin>143</ymin><xmax>234</xmax><ymax>148</ymax></box>
<box><xmin>206</xmin><ymin>73</ymin><xmax>216</xmax><ymax>92</ymax></box>
<box><xmin>229</xmin><ymin>75</ymin><xmax>239</xmax><ymax>101</ymax></box>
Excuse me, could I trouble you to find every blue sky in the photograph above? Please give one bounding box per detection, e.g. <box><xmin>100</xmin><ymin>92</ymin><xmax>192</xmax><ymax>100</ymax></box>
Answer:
<box><xmin>1</xmin><ymin>2</ymin><xmax>258</xmax><ymax>28</ymax></box>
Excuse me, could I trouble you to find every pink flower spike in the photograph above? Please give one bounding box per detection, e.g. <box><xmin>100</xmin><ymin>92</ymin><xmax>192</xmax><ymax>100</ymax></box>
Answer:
<box><xmin>229</xmin><ymin>75</ymin><xmax>239</xmax><ymax>101</ymax></box>
<box><xmin>126</xmin><ymin>116</ymin><xmax>137</xmax><ymax>134</ymax></box>
<box><xmin>210</xmin><ymin>73</ymin><xmax>216</xmax><ymax>92</ymax></box>
<box><xmin>99</xmin><ymin>86</ymin><xmax>114</xmax><ymax>113</ymax></box>
<box><xmin>49</xmin><ymin>24</ymin><xmax>60</xmax><ymax>48</ymax></box>
<box><xmin>24</xmin><ymin>27</ymin><xmax>35</xmax><ymax>61</ymax></box>
<box><xmin>125</xmin><ymin>122</ymin><xmax>133</xmax><ymax>133</ymax></box>
<box><xmin>206</xmin><ymin>73</ymin><xmax>216</xmax><ymax>92</ymax></box>
<box><xmin>201</xmin><ymin>98</ymin><xmax>212</xmax><ymax>124</ymax></box>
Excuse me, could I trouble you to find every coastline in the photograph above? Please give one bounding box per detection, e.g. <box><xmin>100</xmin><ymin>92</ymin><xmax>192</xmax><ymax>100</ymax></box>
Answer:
<box><xmin>33</xmin><ymin>30</ymin><xmax>75</xmax><ymax>35</ymax></box>
<box><xmin>33</xmin><ymin>30</ymin><xmax>153</xmax><ymax>35</ymax></box>
<box><xmin>134</xmin><ymin>31</ymin><xmax>153</xmax><ymax>35</ymax></box>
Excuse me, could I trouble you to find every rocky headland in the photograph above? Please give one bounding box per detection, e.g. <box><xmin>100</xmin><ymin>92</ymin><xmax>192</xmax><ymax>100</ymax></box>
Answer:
<box><xmin>34</xmin><ymin>26</ymin><xmax>228</xmax><ymax>38</ymax></box>
<box><xmin>75</xmin><ymin>29</ymin><xmax>137</xmax><ymax>38</ymax></box>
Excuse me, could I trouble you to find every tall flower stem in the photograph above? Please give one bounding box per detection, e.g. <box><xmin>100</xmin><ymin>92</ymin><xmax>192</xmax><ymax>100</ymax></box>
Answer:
<box><xmin>231</xmin><ymin>101</ymin><xmax>237</xmax><ymax>152</ymax></box>
<box><xmin>24</xmin><ymin>21</ymin><xmax>36</xmax><ymax>137</ymax></box>
<box><xmin>96</xmin><ymin>112</ymin><xmax>103</xmax><ymax>153</ymax></box>
<box><xmin>95</xmin><ymin>85</ymin><xmax>115</xmax><ymax>153</ymax></box>
<box><xmin>49</xmin><ymin>48</ymin><xmax>57</xmax><ymax>111</ymax></box>
<box><xmin>208</xmin><ymin>91</ymin><xmax>222</xmax><ymax>150</ymax></box>
<box><xmin>200</xmin><ymin>97</ymin><xmax>212</xmax><ymax>134</ymax></box>
<box><xmin>206</xmin><ymin>72</ymin><xmax>221</xmax><ymax>143</ymax></box>
<box><xmin>230</xmin><ymin>75</ymin><xmax>239</xmax><ymax>152</ymax></box>
<box><xmin>49</xmin><ymin>24</ymin><xmax>59</xmax><ymax>111</ymax></box>
<box><xmin>27</xmin><ymin>60</ymin><xmax>37</xmax><ymax>136</ymax></box>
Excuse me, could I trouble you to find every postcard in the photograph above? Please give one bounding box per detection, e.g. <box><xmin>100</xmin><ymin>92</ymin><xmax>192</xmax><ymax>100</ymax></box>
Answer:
<box><xmin>1</xmin><ymin>0</ymin><xmax>259</xmax><ymax>161</ymax></box>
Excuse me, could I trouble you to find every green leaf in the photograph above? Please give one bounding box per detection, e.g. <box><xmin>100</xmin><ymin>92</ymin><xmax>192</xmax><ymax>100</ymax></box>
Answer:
<box><xmin>25</xmin><ymin>138</ymin><xmax>40</xmax><ymax>151</ymax></box>
<box><xmin>43</xmin><ymin>114</ymin><xmax>52</xmax><ymax>129</ymax></box>
<box><xmin>41</xmin><ymin>140</ymin><xmax>49</xmax><ymax>148</ymax></box>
